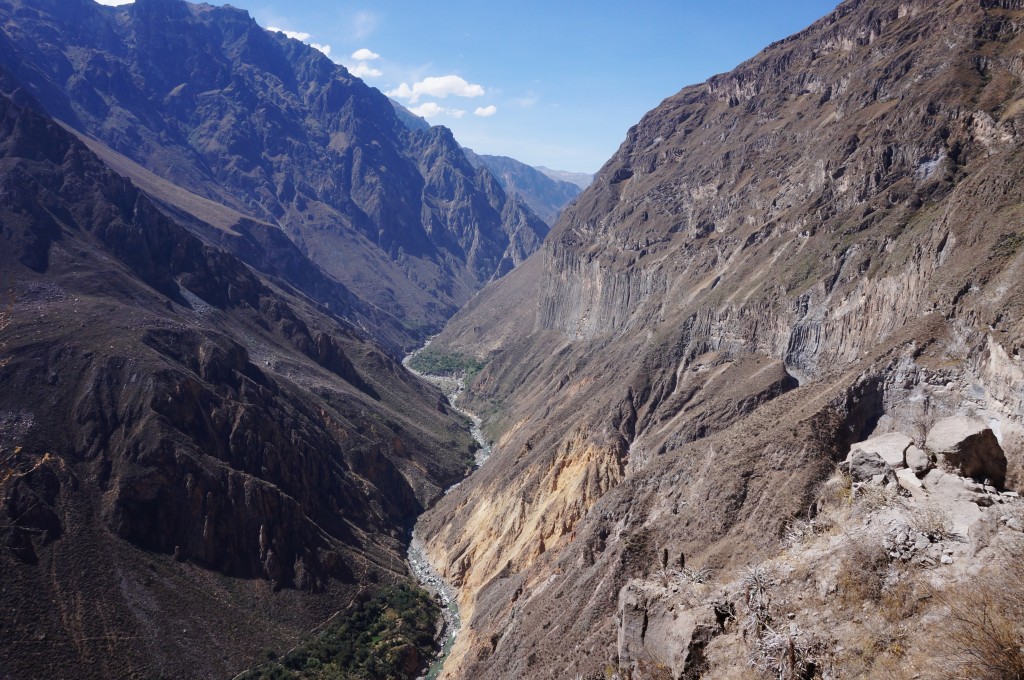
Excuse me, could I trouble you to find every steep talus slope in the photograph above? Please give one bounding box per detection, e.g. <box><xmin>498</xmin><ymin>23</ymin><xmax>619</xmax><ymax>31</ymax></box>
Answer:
<box><xmin>418</xmin><ymin>0</ymin><xmax>1024</xmax><ymax>677</ymax></box>
<box><xmin>0</xmin><ymin>0</ymin><xmax>548</xmax><ymax>350</ymax></box>
<box><xmin>463</xmin><ymin>148</ymin><xmax>582</xmax><ymax>226</ymax></box>
<box><xmin>0</xmin><ymin>91</ymin><xmax>476</xmax><ymax>678</ymax></box>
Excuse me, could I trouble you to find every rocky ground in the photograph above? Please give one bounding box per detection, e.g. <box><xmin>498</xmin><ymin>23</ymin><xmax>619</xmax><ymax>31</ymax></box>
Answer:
<box><xmin>614</xmin><ymin>417</ymin><xmax>1024</xmax><ymax>679</ymax></box>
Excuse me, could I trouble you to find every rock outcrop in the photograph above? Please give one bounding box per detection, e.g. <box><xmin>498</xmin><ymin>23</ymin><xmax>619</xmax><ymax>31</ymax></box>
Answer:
<box><xmin>926</xmin><ymin>416</ymin><xmax>1007</xmax><ymax>487</ymax></box>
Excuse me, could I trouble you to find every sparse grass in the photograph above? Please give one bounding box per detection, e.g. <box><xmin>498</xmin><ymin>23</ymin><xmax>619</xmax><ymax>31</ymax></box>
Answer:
<box><xmin>991</xmin><ymin>231</ymin><xmax>1024</xmax><ymax>259</ymax></box>
<box><xmin>821</xmin><ymin>467</ymin><xmax>853</xmax><ymax>506</ymax></box>
<box><xmin>938</xmin><ymin>539</ymin><xmax>1024</xmax><ymax>679</ymax></box>
<box><xmin>879</xmin><ymin>568</ymin><xmax>929</xmax><ymax>623</ymax></box>
<box><xmin>854</xmin><ymin>483</ymin><xmax>903</xmax><ymax>513</ymax></box>
<box><xmin>836</xmin><ymin>534</ymin><xmax>890</xmax><ymax>605</ymax></box>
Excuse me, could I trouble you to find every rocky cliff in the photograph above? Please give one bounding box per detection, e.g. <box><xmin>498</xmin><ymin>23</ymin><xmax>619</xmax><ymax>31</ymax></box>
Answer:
<box><xmin>0</xmin><ymin>87</ymin><xmax>476</xmax><ymax>678</ymax></box>
<box><xmin>420</xmin><ymin>0</ymin><xmax>1024</xmax><ymax>677</ymax></box>
<box><xmin>0</xmin><ymin>0</ymin><xmax>548</xmax><ymax>352</ymax></box>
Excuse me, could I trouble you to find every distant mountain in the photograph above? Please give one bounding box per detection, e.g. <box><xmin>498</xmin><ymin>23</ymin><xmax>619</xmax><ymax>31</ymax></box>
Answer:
<box><xmin>390</xmin><ymin>98</ymin><xmax>432</xmax><ymax>132</ymax></box>
<box><xmin>535</xmin><ymin>166</ymin><xmax>593</xmax><ymax>190</ymax></box>
<box><xmin>463</xmin><ymin>149</ymin><xmax>582</xmax><ymax>226</ymax></box>
<box><xmin>0</xmin><ymin>85</ymin><xmax>476</xmax><ymax>678</ymax></box>
<box><xmin>0</xmin><ymin>0</ymin><xmax>552</xmax><ymax>676</ymax></box>
<box><xmin>0</xmin><ymin>0</ymin><xmax>548</xmax><ymax>352</ymax></box>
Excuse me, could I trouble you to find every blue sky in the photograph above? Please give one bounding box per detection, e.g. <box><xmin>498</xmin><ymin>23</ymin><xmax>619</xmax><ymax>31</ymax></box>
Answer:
<box><xmin>99</xmin><ymin>0</ymin><xmax>840</xmax><ymax>173</ymax></box>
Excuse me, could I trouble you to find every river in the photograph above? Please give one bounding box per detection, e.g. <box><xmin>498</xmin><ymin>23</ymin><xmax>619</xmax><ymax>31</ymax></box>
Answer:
<box><xmin>402</xmin><ymin>344</ymin><xmax>490</xmax><ymax>680</ymax></box>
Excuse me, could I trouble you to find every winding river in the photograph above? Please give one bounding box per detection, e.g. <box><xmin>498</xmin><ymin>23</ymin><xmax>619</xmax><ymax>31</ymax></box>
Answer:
<box><xmin>402</xmin><ymin>344</ymin><xmax>491</xmax><ymax>680</ymax></box>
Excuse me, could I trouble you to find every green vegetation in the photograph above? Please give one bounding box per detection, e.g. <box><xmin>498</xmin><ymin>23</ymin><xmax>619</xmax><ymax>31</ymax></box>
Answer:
<box><xmin>239</xmin><ymin>585</ymin><xmax>440</xmax><ymax>680</ymax></box>
<box><xmin>409</xmin><ymin>349</ymin><xmax>485</xmax><ymax>379</ymax></box>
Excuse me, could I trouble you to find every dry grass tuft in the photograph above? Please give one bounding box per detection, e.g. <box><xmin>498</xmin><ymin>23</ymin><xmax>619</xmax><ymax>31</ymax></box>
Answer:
<box><xmin>854</xmin><ymin>483</ymin><xmax>904</xmax><ymax>513</ymax></box>
<box><xmin>835</xmin><ymin>533</ymin><xmax>890</xmax><ymax>605</ymax></box>
<box><xmin>910</xmin><ymin>506</ymin><xmax>955</xmax><ymax>542</ymax></box>
<box><xmin>938</xmin><ymin>538</ymin><xmax>1024</xmax><ymax>679</ymax></box>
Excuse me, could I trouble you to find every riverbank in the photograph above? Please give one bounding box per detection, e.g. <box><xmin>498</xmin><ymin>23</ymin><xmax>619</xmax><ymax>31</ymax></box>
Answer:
<box><xmin>403</xmin><ymin>341</ymin><xmax>490</xmax><ymax>679</ymax></box>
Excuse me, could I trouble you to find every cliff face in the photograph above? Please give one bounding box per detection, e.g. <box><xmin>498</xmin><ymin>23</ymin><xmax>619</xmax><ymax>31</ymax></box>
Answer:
<box><xmin>0</xmin><ymin>90</ymin><xmax>476</xmax><ymax>678</ymax></box>
<box><xmin>0</xmin><ymin>0</ymin><xmax>548</xmax><ymax>350</ymax></box>
<box><xmin>420</xmin><ymin>0</ymin><xmax>1024</xmax><ymax>676</ymax></box>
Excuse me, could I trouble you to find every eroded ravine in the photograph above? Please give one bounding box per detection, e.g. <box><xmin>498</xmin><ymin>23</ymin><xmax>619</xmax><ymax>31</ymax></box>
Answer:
<box><xmin>403</xmin><ymin>343</ymin><xmax>491</xmax><ymax>679</ymax></box>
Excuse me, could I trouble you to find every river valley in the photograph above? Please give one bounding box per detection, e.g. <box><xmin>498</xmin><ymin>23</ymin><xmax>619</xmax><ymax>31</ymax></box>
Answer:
<box><xmin>403</xmin><ymin>345</ymin><xmax>491</xmax><ymax>680</ymax></box>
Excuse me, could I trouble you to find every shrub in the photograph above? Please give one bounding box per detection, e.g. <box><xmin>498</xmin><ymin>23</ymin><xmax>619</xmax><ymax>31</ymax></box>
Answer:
<box><xmin>238</xmin><ymin>584</ymin><xmax>440</xmax><ymax>680</ymax></box>
<box><xmin>408</xmin><ymin>349</ymin><xmax>485</xmax><ymax>378</ymax></box>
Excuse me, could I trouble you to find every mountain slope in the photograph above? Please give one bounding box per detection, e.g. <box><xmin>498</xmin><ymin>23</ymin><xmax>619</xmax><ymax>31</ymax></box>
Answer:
<box><xmin>535</xmin><ymin>166</ymin><xmax>593</xmax><ymax>190</ymax></box>
<box><xmin>418</xmin><ymin>0</ymin><xmax>1024</xmax><ymax>677</ymax></box>
<box><xmin>463</xmin><ymin>148</ymin><xmax>582</xmax><ymax>226</ymax></box>
<box><xmin>0</xmin><ymin>85</ymin><xmax>476</xmax><ymax>679</ymax></box>
<box><xmin>0</xmin><ymin>0</ymin><xmax>548</xmax><ymax>351</ymax></box>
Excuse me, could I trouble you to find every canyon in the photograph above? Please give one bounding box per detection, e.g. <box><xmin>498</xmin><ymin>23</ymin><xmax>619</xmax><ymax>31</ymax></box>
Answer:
<box><xmin>416</xmin><ymin>0</ymin><xmax>1024</xmax><ymax>677</ymax></box>
<box><xmin>2</xmin><ymin>0</ymin><xmax>1024</xmax><ymax>678</ymax></box>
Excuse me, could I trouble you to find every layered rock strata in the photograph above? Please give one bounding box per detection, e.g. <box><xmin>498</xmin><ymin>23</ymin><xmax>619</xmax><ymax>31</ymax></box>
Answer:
<box><xmin>418</xmin><ymin>0</ymin><xmax>1024</xmax><ymax>677</ymax></box>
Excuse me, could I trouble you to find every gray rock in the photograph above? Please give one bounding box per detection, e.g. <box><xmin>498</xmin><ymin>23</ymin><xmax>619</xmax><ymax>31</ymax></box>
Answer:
<box><xmin>905</xmin><ymin>445</ymin><xmax>932</xmax><ymax>476</ymax></box>
<box><xmin>941</xmin><ymin>555</ymin><xmax>954</xmax><ymax>564</ymax></box>
<box><xmin>849</xmin><ymin>433</ymin><xmax>912</xmax><ymax>469</ymax></box>
<box><xmin>926</xmin><ymin>417</ymin><xmax>1007</xmax><ymax>487</ymax></box>
<box><xmin>847</xmin><ymin>448</ymin><xmax>893</xmax><ymax>482</ymax></box>
<box><xmin>1007</xmin><ymin>518</ymin><xmax>1024</xmax><ymax>532</ymax></box>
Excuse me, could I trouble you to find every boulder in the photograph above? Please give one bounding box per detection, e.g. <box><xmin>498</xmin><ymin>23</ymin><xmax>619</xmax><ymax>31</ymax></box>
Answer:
<box><xmin>896</xmin><ymin>468</ymin><xmax>926</xmax><ymax>499</ymax></box>
<box><xmin>905</xmin><ymin>445</ymin><xmax>932</xmax><ymax>476</ymax></box>
<box><xmin>925</xmin><ymin>417</ymin><xmax>1007</xmax><ymax>487</ymax></box>
<box><xmin>846</xmin><ymin>448</ymin><xmax>893</xmax><ymax>482</ymax></box>
<box><xmin>849</xmin><ymin>432</ymin><xmax>913</xmax><ymax>469</ymax></box>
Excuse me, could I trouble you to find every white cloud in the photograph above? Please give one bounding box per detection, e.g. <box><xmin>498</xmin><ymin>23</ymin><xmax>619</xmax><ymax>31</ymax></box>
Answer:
<box><xmin>352</xmin><ymin>11</ymin><xmax>379</xmax><ymax>39</ymax></box>
<box><xmin>474</xmin><ymin>105</ymin><xmax>497</xmax><ymax>117</ymax></box>
<box><xmin>512</xmin><ymin>94</ymin><xmax>539</xmax><ymax>108</ymax></box>
<box><xmin>349</xmin><ymin>62</ymin><xmax>383</xmax><ymax>78</ymax></box>
<box><xmin>351</xmin><ymin>48</ymin><xmax>380</xmax><ymax>61</ymax></box>
<box><xmin>311</xmin><ymin>43</ymin><xmax>332</xmax><ymax>57</ymax></box>
<box><xmin>388</xmin><ymin>83</ymin><xmax>415</xmax><ymax>99</ymax></box>
<box><xmin>387</xmin><ymin>75</ymin><xmax>485</xmax><ymax>103</ymax></box>
<box><xmin>408</xmin><ymin>102</ymin><xmax>466</xmax><ymax>119</ymax></box>
<box><xmin>267</xmin><ymin>26</ymin><xmax>311</xmax><ymax>42</ymax></box>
